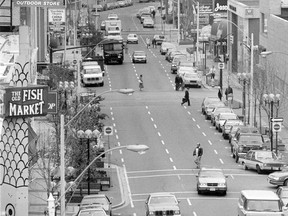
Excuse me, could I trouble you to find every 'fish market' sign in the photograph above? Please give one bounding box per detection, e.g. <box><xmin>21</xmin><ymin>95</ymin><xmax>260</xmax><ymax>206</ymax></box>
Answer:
<box><xmin>5</xmin><ymin>86</ymin><xmax>48</xmax><ymax>117</ymax></box>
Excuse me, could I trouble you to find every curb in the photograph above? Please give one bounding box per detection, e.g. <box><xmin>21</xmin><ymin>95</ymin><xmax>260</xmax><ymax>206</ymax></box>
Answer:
<box><xmin>111</xmin><ymin>165</ymin><xmax>127</xmax><ymax>210</ymax></box>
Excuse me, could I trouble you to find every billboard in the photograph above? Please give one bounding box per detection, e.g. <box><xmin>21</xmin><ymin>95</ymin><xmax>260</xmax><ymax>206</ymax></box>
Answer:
<box><xmin>14</xmin><ymin>0</ymin><xmax>64</xmax><ymax>7</ymax></box>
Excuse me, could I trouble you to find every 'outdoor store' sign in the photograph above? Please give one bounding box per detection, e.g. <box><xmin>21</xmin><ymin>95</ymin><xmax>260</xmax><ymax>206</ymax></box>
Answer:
<box><xmin>4</xmin><ymin>86</ymin><xmax>48</xmax><ymax>117</ymax></box>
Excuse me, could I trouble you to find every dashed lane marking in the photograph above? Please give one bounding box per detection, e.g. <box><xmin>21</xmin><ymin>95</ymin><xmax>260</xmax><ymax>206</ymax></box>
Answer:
<box><xmin>202</xmin><ymin>132</ymin><xmax>206</xmax><ymax>136</ymax></box>
<box><xmin>187</xmin><ymin>111</ymin><xmax>191</xmax><ymax>115</ymax></box>
<box><xmin>115</xmin><ymin>129</ymin><xmax>117</xmax><ymax>133</ymax></box>
<box><xmin>161</xmin><ymin>140</ymin><xmax>165</xmax><ymax>145</ymax></box>
<box><xmin>165</xmin><ymin>149</ymin><xmax>169</xmax><ymax>154</ymax></box>
<box><xmin>119</xmin><ymin>150</ymin><xmax>122</xmax><ymax>154</ymax></box>
<box><xmin>173</xmin><ymin>166</ymin><xmax>177</xmax><ymax>170</ymax></box>
<box><xmin>154</xmin><ymin>124</ymin><xmax>157</xmax><ymax>129</ymax></box>
<box><xmin>116</xmin><ymin>134</ymin><xmax>119</xmax><ymax>139</ymax></box>
<box><xmin>121</xmin><ymin>158</ymin><xmax>124</xmax><ymax>163</ymax></box>
<box><xmin>112</xmin><ymin>117</ymin><xmax>114</xmax><ymax>121</ymax></box>
<box><xmin>196</xmin><ymin>124</ymin><xmax>200</xmax><ymax>129</ymax></box>
<box><xmin>151</xmin><ymin>117</ymin><xmax>154</xmax><ymax>121</ymax></box>
<box><xmin>158</xmin><ymin>132</ymin><xmax>161</xmax><ymax>137</ymax></box>
<box><xmin>117</xmin><ymin>142</ymin><xmax>121</xmax><ymax>147</ymax></box>
<box><xmin>113</xmin><ymin>123</ymin><xmax>116</xmax><ymax>127</ymax></box>
<box><xmin>148</xmin><ymin>111</ymin><xmax>151</xmax><ymax>115</ymax></box>
<box><xmin>214</xmin><ymin>150</ymin><xmax>218</xmax><ymax>154</ymax></box>
<box><xmin>219</xmin><ymin>159</ymin><xmax>224</xmax><ymax>164</ymax></box>
<box><xmin>208</xmin><ymin>140</ymin><xmax>212</xmax><ymax>145</ymax></box>
<box><xmin>169</xmin><ymin>157</ymin><xmax>173</xmax><ymax>162</ymax></box>
<box><xmin>187</xmin><ymin>198</ymin><xmax>192</xmax><ymax>206</ymax></box>
<box><xmin>192</xmin><ymin>118</ymin><xmax>196</xmax><ymax>121</ymax></box>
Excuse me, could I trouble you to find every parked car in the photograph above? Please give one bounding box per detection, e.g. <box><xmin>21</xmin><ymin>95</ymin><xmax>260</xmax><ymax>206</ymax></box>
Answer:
<box><xmin>239</xmin><ymin>150</ymin><xmax>287</xmax><ymax>174</ymax></box>
<box><xmin>127</xmin><ymin>33</ymin><xmax>138</xmax><ymax>44</ymax></box>
<box><xmin>177</xmin><ymin>60</ymin><xmax>194</xmax><ymax>69</ymax></box>
<box><xmin>276</xmin><ymin>186</ymin><xmax>288</xmax><ymax>206</ymax></box>
<box><xmin>231</xmin><ymin>133</ymin><xmax>264</xmax><ymax>162</ymax></box>
<box><xmin>140</xmin><ymin>13</ymin><xmax>151</xmax><ymax>23</ymax></box>
<box><xmin>132</xmin><ymin>51</ymin><xmax>147</xmax><ymax>63</ymax></box>
<box><xmin>79</xmin><ymin>194</ymin><xmax>112</xmax><ymax>216</ymax></box>
<box><xmin>118</xmin><ymin>0</ymin><xmax>125</xmax><ymax>7</ymax></box>
<box><xmin>237</xmin><ymin>190</ymin><xmax>287</xmax><ymax>216</ymax></box>
<box><xmin>160</xmin><ymin>42</ymin><xmax>176</xmax><ymax>55</ymax></box>
<box><xmin>145</xmin><ymin>193</ymin><xmax>181</xmax><ymax>216</ymax></box>
<box><xmin>196</xmin><ymin>168</ymin><xmax>228</xmax><ymax>195</ymax></box>
<box><xmin>154</xmin><ymin>35</ymin><xmax>166</xmax><ymax>45</ymax></box>
<box><xmin>268</xmin><ymin>167</ymin><xmax>288</xmax><ymax>186</ymax></box>
<box><xmin>204</xmin><ymin>102</ymin><xmax>226</xmax><ymax>120</ymax></box>
<box><xmin>107</xmin><ymin>13</ymin><xmax>119</xmax><ymax>20</ymax></box>
<box><xmin>229</xmin><ymin>125</ymin><xmax>259</xmax><ymax>144</ymax></box>
<box><xmin>221</xmin><ymin>119</ymin><xmax>244</xmax><ymax>139</ymax></box>
<box><xmin>210</xmin><ymin>107</ymin><xmax>234</xmax><ymax>126</ymax></box>
<box><xmin>143</xmin><ymin>17</ymin><xmax>154</xmax><ymax>28</ymax></box>
<box><xmin>201</xmin><ymin>97</ymin><xmax>221</xmax><ymax>115</ymax></box>
<box><xmin>100</xmin><ymin>21</ymin><xmax>106</xmax><ymax>30</ymax></box>
<box><xmin>171</xmin><ymin>55</ymin><xmax>187</xmax><ymax>74</ymax></box>
<box><xmin>166</xmin><ymin>51</ymin><xmax>185</xmax><ymax>63</ymax></box>
<box><xmin>182</xmin><ymin>72</ymin><xmax>202</xmax><ymax>88</ymax></box>
<box><xmin>215</xmin><ymin>113</ymin><xmax>238</xmax><ymax>132</ymax></box>
<box><xmin>177</xmin><ymin>66</ymin><xmax>197</xmax><ymax>77</ymax></box>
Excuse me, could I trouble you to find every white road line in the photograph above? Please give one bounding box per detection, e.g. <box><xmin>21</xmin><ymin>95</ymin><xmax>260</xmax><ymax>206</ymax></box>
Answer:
<box><xmin>173</xmin><ymin>166</ymin><xmax>177</xmax><ymax>170</ymax></box>
<box><xmin>110</xmin><ymin>107</ymin><xmax>112</xmax><ymax>110</ymax></box>
<box><xmin>115</xmin><ymin>129</ymin><xmax>117</xmax><ymax>133</ymax></box>
<box><xmin>202</xmin><ymin>132</ymin><xmax>206</xmax><ymax>136</ymax></box>
<box><xmin>210</xmin><ymin>126</ymin><xmax>214</xmax><ymax>128</ymax></box>
<box><xmin>208</xmin><ymin>140</ymin><xmax>212</xmax><ymax>145</ymax></box>
<box><xmin>111</xmin><ymin>112</ymin><xmax>113</xmax><ymax>115</ymax></box>
<box><xmin>169</xmin><ymin>158</ymin><xmax>173</xmax><ymax>162</ymax></box>
<box><xmin>230</xmin><ymin>175</ymin><xmax>234</xmax><ymax>179</ymax></box>
<box><xmin>197</xmin><ymin>124</ymin><xmax>200</xmax><ymax>129</ymax></box>
<box><xmin>214</xmin><ymin>149</ymin><xmax>218</xmax><ymax>154</ymax></box>
<box><xmin>219</xmin><ymin>159</ymin><xmax>224</xmax><ymax>164</ymax></box>
<box><xmin>112</xmin><ymin>117</ymin><xmax>114</xmax><ymax>121</ymax></box>
<box><xmin>151</xmin><ymin>117</ymin><xmax>154</xmax><ymax>122</ymax></box>
<box><xmin>123</xmin><ymin>165</ymin><xmax>134</xmax><ymax>208</ymax></box>
<box><xmin>117</xmin><ymin>142</ymin><xmax>121</xmax><ymax>147</ymax></box>
<box><xmin>193</xmin><ymin>212</ymin><xmax>197</xmax><ymax>216</ymax></box>
<box><xmin>214</xmin><ymin>132</ymin><xmax>218</xmax><ymax>135</ymax></box>
<box><xmin>187</xmin><ymin>198</ymin><xmax>192</xmax><ymax>206</ymax></box>
<box><xmin>158</xmin><ymin>132</ymin><xmax>161</xmax><ymax>137</ymax></box>
<box><xmin>165</xmin><ymin>149</ymin><xmax>169</xmax><ymax>154</ymax></box>
<box><xmin>148</xmin><ymin>111</ymin><xmax>151</xmax><ymax>115</ymax></box>
<box><xmin>113</xmin><ymin>123</ymin><xmax>116</xmax><ymax>127</ymax></box>
<box><xmin>187</xmin><ymin>111</ymin><xmax>191</xmax><ymax>115</ymax></box>
<box><xmin>116</xmin><ymin>134</ymin><xmax>119</xmax><ymax>139</ymax></box>
<box><xmin>133</xmin><ymin>213</ymin><xmax>136</xmax><ymax>216</ymax></box>
<box><xmin>119</xmin><ymin>150</ymin><xmax>122</xmax><ymax>154</ymax></box>
<box><xmin>192</xmin><ymin>118</ymin><xmax>196</xmax><ymax>121</ymax></box>
<box><xmin>146</xmin><ymin>106</ymin><xmax>148</xmax><ymax>109</ymax></box>
<box><xmin>178</xmin><ymin>175</ymin><xmax>181</xmax><ymax>180</ymax></box>
<box><xmin>121</xmin><ymin>158</ymin><xmax>124</xmax><ymax>162</ymax></box>
<box><xmin>154</xmin><ymin>124</ymin><xmax>157</xmax><ymax>129</ymax></box>
<box><xmin>161</xmin><ymin>140</ymin><xmax>165</xmax><ymax>145</ymax></box>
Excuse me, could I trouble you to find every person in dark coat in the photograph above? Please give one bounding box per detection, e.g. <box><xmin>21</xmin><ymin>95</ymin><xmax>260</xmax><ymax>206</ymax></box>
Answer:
<box><xmin>175</xmin><ymin>74</ymin><xmax>180</xmax><ymax>91</ymax></box>
<box><xmin>181</xmin><ymin>88</ymin><xmax>190</xmax><ymax>106</ymax></box>
<box><xmin>218</xmin><ymin>88</ymin><xmax>222</xmax><ymax>101</ymax></box>
<box><xmin>225</xmin><ymin>86</ymin><xmax>233</xmax><ymax>100</ymax></box>
<box><xmin>193</xmin><ymin>143</ymin><xmax>203</xmax><ymax>169</ymax></box>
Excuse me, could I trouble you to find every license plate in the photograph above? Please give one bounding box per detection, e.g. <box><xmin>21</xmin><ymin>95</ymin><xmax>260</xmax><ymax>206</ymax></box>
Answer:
<box><xmin>210</xmin><ymin>188</ymin><xmax>216</xmax><ymax>191</ymax></box>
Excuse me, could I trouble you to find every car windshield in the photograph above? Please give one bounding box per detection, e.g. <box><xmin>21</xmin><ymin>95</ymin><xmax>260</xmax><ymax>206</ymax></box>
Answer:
<box><xmin>79</xmin><ymin>210</ymin><xmax>107</xmax><ymax>216</ymax></box>
<box><xmin>84</xmin><ymin>68</ymin><xmax>101</xmax><ymax>74</ymax></box>
<box><xmin>200</xmin><ymin>170</ymin><xmax>224</xmax><ymax>178</ymax></box>
<box><xmin>245</xmin><ymin>200</ymin><xmax>281</xmax><ymax>212</ymax></box>
<box><xmin>134</xmin><ymin>52</ymin><xmax>145</xmax><ymax>56</ymax></box>
<box><xmin>184</xmin><ymin>73</ymin><xmax>198</xmax><ymax>79</ymax></box>
<box><xmin>149</xmin><ymin>196</ymin><xmax>177</xmax><ymax>205</ymax></box>
<box><xmin>280</xmin><ymin>190</ymin><xmax>288</xmax><ymax>198</ymax></box>
<box><xmin>220</xmin><ymin>114</ymin><xmax>237</xmax><ymax>120</ymax></box>
<box><xmin>257</xmin><ymin>151</ymin><xmax>277</xmax><ymax>160</ymax></box>
<box><xmin>239</xmin><ymin>135</ymin><xmax>263</xmax><ymax>144</ymax></box>
<box><xmin>81</xmin><ymin>197</ymin><xmax>108</xmax><ymax>206</ymax></box>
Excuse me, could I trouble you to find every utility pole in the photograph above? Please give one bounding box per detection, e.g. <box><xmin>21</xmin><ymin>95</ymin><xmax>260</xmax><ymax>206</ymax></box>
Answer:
<box><xmin>177</xmin><ymin>0</ymin><xmax>180</xmax><ymax>44</ymax></box>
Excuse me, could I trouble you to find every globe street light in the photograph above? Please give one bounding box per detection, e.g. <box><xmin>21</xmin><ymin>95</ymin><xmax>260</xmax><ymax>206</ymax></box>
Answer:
<box><xmin>263</xmin><ymin>93</ymin><xmax>281</xmax><ymax>153</ymax></box>
<box><xmin>59</xmin><ymin>88</ymin><xmax>134</xmax><ymax>216</ymax></box>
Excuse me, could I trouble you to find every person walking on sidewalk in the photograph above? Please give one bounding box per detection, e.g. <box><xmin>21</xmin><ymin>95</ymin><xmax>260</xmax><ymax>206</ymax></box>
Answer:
<box><xmin>152</xmin><ymin>38</ymin><xmax>156</xmax><ymax>48</ymax></box>
<box><xmin>193</xmin><ymin>143</ymin><xmax>203</xmax><ymax>169</ymax></box>
<box><xmin>181</xmin><ymin>88</ymin><xmax>190</xmax><ymax>106</ymax></box>
<box><xmin>209</xmin><ymin>65</ymin><xmax>216</xmax><ymax>79</ymax></box>
<box><xmin>218</xmin><ymin>88</ymin><xmax>223</xmax><ymax>101</ymax></box>
<box><xmin>146</xmin><ymin>37</ymin><xmax>151</xmax><ymax>48</ymax></box>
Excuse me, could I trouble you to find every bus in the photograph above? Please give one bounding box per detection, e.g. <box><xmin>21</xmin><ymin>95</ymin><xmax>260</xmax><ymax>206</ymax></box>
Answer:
<box><xmin>102</xmin><ymin>37</ymin><xmax>124</xmax><ymax>64</ymax></box>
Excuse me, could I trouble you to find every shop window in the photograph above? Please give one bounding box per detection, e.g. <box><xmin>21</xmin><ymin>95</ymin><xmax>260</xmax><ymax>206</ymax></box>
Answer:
<box><xmin>261</xmin><ymin>13</ymin><xmax>268</xmax><ymax>33</ymax></box>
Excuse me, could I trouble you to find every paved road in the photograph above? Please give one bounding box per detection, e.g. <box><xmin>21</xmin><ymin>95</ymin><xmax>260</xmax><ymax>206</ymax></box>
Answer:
<box><xmin>78</xmin><ymin>2</ymin><xmax>281</xmax><ymax>216</ymax></box>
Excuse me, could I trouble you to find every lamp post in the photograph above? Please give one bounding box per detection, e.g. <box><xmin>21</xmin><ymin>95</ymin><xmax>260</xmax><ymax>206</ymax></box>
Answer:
<box><xmin>59</xmin><ymin>88</ymin><xmax>134</xmax><ymax>216</ymax></box>
<box><xmin>56</xmin><ymin>144</ymin><xmax>148</xmax><ymax>214</ymax></box>
<box><xmin>237</xmin><ymin>73</ymin><xmax>250</xmax><ymax>125</ymax></box>
<box><xmin>77</xmin><ymin>129</ymin><xmax>100</xmax><ymax>195</ymax></box>
<box><xmin>263</xmin><ymin>93</ymin><xmax>281</xmax><ymax>153</ymax></box>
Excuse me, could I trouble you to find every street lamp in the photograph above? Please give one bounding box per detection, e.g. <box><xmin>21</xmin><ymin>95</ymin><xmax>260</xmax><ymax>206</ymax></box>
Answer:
<box><xmin>56</xmin><ymin>144</ymin><xmax>148</xmax><ymax>214</ymax></box>
<box><xmin>237</xmin><ymin>73</ymin><xmax>251</xmax><ymax>125</ymax></box>
<box><xmin>59</xmin><ymin>88</ymin><xmax>134</xmax><ymax>216</ymax></box>
<box><xmin>77</xmin><ymin>129</ymin><xmax>100</xmax><ymax>195</ymax></box>
<box><xmin>263</xmin><ymin>93</ymin><xmax>281</xmax><ymax>153</ymax></box>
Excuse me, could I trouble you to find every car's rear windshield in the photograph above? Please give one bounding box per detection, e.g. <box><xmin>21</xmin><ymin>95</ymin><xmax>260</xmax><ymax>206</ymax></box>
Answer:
<box><xmin>201</xmin><ymin>170</ymin><xmax>224</xmax><ymax>177</ymax></box>
<box><xmin>220</xmin><ymin>114</ymin><xmax>237</xmax><ymax>120</ymax></box>
<box><xmin>245</xmin><ymin>200</ymin><xmax>281</xmax><ymax>212</ymax></box>
<box><xmin>239</xmin><ymin>135</ymin><xmax>263</xmax><ymax>143</ymax></box>
<box><xmin>150</xmin><ymin>196</ymin><xmax>177</xmax><ymax>205</ymax></box>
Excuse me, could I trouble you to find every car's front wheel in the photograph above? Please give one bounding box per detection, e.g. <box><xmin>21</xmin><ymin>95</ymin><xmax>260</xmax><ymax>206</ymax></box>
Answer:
<box><xmin>256</xmin><ymin>165</ymin><xmax>262</xmax><ymax>174</ymax></box>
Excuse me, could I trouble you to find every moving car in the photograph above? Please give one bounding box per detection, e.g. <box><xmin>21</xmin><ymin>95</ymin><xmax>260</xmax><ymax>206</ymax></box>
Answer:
<box><xmin>215</xmin><ymin>113</ymin><xmax>238</xmax><ymax>132</ymax></box>
<box><xmin>196</xmin><ymin>168</ymin><xmax>228</xmax><ymax>195</ymax></box>
<box><xmin>107</xmin><ymin>13</ymin><xmax>119</xmax><ymax>20</ymax></box>
<box><xmin>140</xmin><ymin>13</ymin><xmax>151</xmax><ymax>23</ymax></box>
<box><xmin>171</xmin><ymin>55</ymin><xmax>187</xmax><ymax>74</ymax></box>
<box><xmin>127</xmin><ymin>33</ymin><xmax>138</xmax><ymax>44</ymax></box>
<box><xmin>81</xmin><ymin>63</ymin><xmax>104</xmax><ymax>87</ymax></box>
<box><xmin>79</xmin><ymin>194</ymin><xmax>112</xmax><ymax>216</ymax></box>
<box><xmin>132</xmin><ymin>51</ymin><xmax>147</xmax><ymax>63</ymax></box>
<box><xmin>145</xmin><ymin>193</ymin><xmax>181</xmax><ymax>216</ymax></box>
<box><xmin>237</xmin><ymin>190</ymin><xmax>287</xmax><ymax>216</ymax></box>
<box><xmin>268</xmin><ymin>167</ymin><xmax>288</xmax><ymax>186</ymax></box>
<box><xmin>177</xmin><ymin>66</ymin><xmax>197</xmax><ymax>77</ymax></box>
<box><xmin>154</xmin><ymin>35</ymin><xmax>166</xmax><ymax>45</ymax></box>
<box><xmin>221</xmin><ymin>119</ymin><xmax>244</xmax><ymax>139</ymax></box>
<box><xmin>201</xmin><ymin>97</ymin><xmax>221</xmax><ymax>115</ymax></box>
<box><xmin>240</xmin><ymin>150</ymin><xmax>287</xmax><ymax>174</ymax></box>
<box><xmin>182</xmin><ymin>72</ymin><xmax>202</xmax><ymax>88</ymax></box>
<box><xmin>276</xmin><ymin>186</ymin><xmax>288</xmax><ymax>206</ymax></box>
<box><xmin>231</xmin><ymin>133</ymin><xmax>264</xmax><ymax>162</ymax></box>
<box><xmin>78</xmin><ymin>207</ymin><xmax>108</xmax><ymax>216</ymax></box>
<box><xmin>143</xmin><ymin>17</ymin><xmax>154</xmax><ymax>28</ymax></box>
<box><xmin>160</xmin><ymin>42</ymin><xmax>176</xmax><ymax>55</ymax></box>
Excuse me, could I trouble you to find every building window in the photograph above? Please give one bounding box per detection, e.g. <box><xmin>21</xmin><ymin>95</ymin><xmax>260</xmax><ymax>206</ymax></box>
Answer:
<box><xmin>261</xmin><ymin>13</ymin><xmax>268</xmax><ymax>33</ymax></box>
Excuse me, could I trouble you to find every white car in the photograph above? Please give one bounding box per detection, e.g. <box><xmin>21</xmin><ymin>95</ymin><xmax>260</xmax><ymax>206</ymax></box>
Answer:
<box><xmin>107</xmin><ymin>13</ymin><xmax>119</xmax><ymax>20</ymax></box>
<box><xmin>160</xmin><ymin>42</ymin><xmax>176</xmax><ymax>55</ymax></box>
<box><xmin>143</xmin><ymin>17</ymin><xmax>154</xmax><ymax>28</ymax></box>
<box><xmin>177</xmin><ymin>66</ymin><xmax>197</xmax><ymax>77</ymax></box>
<box><xmin>215</xmin><ymin>113</ymin><xmax>238</xmax><ymax>131</ymax></box>
<box><xmin>127</xmin><ymin>34</ymin><xmax>138</xmax><ymax>44</ymax></box>
<box><xmin>182</xmin><ymin>72</ymin><xmax>202</xmax><ymax>88</ymax></box>
<box><xmin>81</xmin><ymin>64</ymin><xmax>104</xmax><ymax>87</ymax></box>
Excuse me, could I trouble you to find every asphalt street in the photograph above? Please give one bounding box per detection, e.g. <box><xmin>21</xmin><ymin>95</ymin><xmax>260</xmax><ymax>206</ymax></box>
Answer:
<box><xmin>66</xmin><ymin>2</ymin><xmax>287</xmax><ymax>216</ymax></box>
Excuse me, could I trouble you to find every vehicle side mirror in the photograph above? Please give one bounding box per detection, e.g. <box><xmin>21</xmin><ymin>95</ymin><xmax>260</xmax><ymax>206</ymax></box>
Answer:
<box><xmin>282</xmin><ymin>206</ymin><xmax>288</xmax><ymax>211</ymax></box>
<box><xmin>177</xmin><ymin>199</ymin><xmax>181</xmax><ymax>203</ymax></box>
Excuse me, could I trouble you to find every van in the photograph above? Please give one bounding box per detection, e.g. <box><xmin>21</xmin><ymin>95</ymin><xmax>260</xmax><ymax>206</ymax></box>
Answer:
<box><xmin>81</xmin><ymin>62</ymin><xmax>104</xmax><ymax>87</ymax></box>
<box><xmin>238</xmin><ymin>190</ymin><xmax>287</xmax><ymax>215</ymax></box>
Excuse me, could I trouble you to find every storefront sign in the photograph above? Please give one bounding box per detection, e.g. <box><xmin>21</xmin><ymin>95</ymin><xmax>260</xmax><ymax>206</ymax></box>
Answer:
<box><xmin>48</xmin><ymin>8</ymin><xmax>66</xmax><ymax>32</ymax></box>
<box><xmin>4</xmin><ymin>86</ymin><xmax>49</xmax><ymax>117</ymax></box>
<box><xmin>15</xmin><ymin>0</ymin><xmax>64</xmax><ymax>7</ymax></box>
<box><xmin>199</xmin><ymin>4</ymin><xmax>213</xmax><ymax>14</ymax></box>
<box><xmin>229</xmin><ymin>4</ymin><xmax>237</xmax><ymax>12</ymax></box>
<box><xmin>214</xmin><ymin>0</ymin><xmax>228</xmax><ymax>13</ymax></box>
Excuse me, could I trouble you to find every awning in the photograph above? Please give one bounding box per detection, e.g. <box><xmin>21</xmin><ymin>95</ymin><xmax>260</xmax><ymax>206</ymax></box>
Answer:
<box><xmin>210</xmin><ymin>20</ymin><xmax>227</xmax><ymax>41</ymax></box>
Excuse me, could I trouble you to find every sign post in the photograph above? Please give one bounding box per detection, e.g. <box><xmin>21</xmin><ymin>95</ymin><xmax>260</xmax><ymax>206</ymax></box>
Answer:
<box><xmin>104</xmin><ymin>126</ymin><xmax>113</xmax><ymax>168</ymax></box>
<box><xmin>271</xmin><ymin>117</ymin><xmax>284</xmax><ymax>155</ymax></box>
<box><xmin>218</xmin><ymin>62</ymin><xmax>225</xmax><ymax>90</ymax></box>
